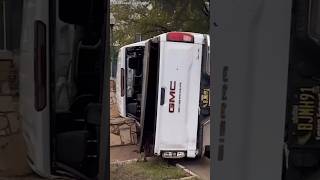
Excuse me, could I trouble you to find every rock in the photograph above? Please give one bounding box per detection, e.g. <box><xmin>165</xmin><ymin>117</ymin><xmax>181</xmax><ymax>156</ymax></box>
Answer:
<box><xmin>110</xmin><ymin>117</ymin><xmax>137</xmax><ymax>146</ymax></box>
<box><xmin>110</xmin><ymin>94</ymin><xmax>120</xmax><ymax>118</ymax></box>
<box><xmin>0</xmin><ymin>116</ymin><xmax>9</xmax><ymax>130</ymax></box>
<box><xmin>110</xmin><ymin>105</ymin><xmax>120</xmax><ymax>118</ymax></box>
<box><xmin>0</xmin><ymin>82</ymin><xmax>10</xmax><ymax>94</ymax></box>
<box><xmin>110</xmin><ymin>125</ymin><xmax>120</xmax><ymax>135</ymax></box>
<box><xmin>110</xmin><ymin>80</ymin><xmax>116</xmax><ymax>92</ymax></box>
<box><xmin>0</xmin><ymin>61</ymin><xmax>10</xmax><ymax>81</ymax></box>
<box><xmin>119</xmin><ymin>124</ymin><xmax>131</xmax><ymax>145</ymax></box>
<box><xmin>110</xmin><ymin>117</ymin><xmax>133</xmax><ymax>124</ymax></box>
<box><xmin>110</xmin><ymin>133</ymin><xmax>122</xmax><ymax>146</ymax></box>
<box><xmin>0</xmin><ymin>96</ymin><xmax>15</xmax><ymax>112</ymax></box>
<box><xmin>7</xmin><ymin>113</ymin><xmax>20</xmax><ymax>134</ymax></box>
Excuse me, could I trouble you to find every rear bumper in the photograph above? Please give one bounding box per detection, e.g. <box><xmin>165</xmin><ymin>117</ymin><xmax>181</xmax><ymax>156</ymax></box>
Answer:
<box><xmin>157</xmin><ymin>150</ymin><xmax>197</xmax><ymax>159</ymax></box>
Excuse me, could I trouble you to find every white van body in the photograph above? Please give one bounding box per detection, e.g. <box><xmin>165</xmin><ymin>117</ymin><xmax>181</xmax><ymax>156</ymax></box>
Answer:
<box><xmin>20</xmin><ymin>1</ymin><xmax>77</xmax><ymax>177</ymax></box>
<box><xmin>211</xmin><ymin>0</ymin><xmax>292</xmax><ymax>179</ymax></box>
<box><xmin>19</xmin><ymin>0</ymin><xmax>51</xmax><ymax>176</ymax></box>
<box><xmin>155</xmin><ymin>33</ymin><xmax>209</xmax><ymax>158</ymax></box>
<box><xmin>115</xmin><ymin>32</ymin><xmax>210</xmax><ymax>159</ymax></box>
<box><xmin>139</xmin><ymin>32</ymin><xmax>210</xmax><ymax>159</ymax></box>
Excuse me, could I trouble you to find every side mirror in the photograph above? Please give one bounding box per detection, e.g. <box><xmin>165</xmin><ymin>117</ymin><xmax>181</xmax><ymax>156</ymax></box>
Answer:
<box><xmin>59</xmin><ymin>0</ymin><xmax>91</xmax><ymax>25</ymax></box>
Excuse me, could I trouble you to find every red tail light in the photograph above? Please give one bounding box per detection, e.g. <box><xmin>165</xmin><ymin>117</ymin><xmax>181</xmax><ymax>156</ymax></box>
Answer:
<box><xmin>121</xmin><ymin>68</ymin><xmax>125</xmax><ymax>97</ymax></box>
<box><xmin>34</xmin><ymin>21</ymin><xmax>47</xmax><ymax>111</ymax></box>
<box><xmin>167</xmin><ymin>32</ymin><xmax>194</xmax><ymax>43</ymax></box>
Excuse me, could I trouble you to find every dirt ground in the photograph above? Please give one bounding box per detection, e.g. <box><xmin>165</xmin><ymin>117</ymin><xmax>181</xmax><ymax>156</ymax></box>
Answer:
<box><xmin>110</xmin><ymin>145</ymin><xmax>140</xmax><ymax>162</ymax></box>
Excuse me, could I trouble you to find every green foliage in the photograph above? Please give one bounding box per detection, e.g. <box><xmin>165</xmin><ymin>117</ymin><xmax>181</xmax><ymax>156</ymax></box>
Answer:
<box><xmin>110</xmin><ymin>160</ymin><xmax>189</xmax><ymax>180</ymax></box>
<box><xmin>111</xmin><ymin>0</ymin><xmax>209</xmax><ymax>49</ymax></box>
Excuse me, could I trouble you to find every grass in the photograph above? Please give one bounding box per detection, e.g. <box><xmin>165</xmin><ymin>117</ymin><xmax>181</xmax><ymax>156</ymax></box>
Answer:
<box><xmin>110</xmin><ymin>160</ymin><xmax>194</xmax><ymax>180</ymax></box>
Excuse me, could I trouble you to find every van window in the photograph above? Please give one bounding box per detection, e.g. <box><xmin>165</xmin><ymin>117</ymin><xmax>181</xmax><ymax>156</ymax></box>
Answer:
<box><xmin>0</xmin><ymin>1</ymin><xmax>4</xmax><ymax>49</ymax></box>
<box><xmin>0</xmin><ymin>0</ymin><xmax>23</xmax><ymax>51</ymax></box>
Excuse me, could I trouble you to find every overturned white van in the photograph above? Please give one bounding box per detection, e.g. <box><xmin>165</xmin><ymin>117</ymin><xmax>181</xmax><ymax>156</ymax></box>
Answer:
<box><xmin>116</xmin><ymin>32</ymin><xmax>210</xmax><ymax>159</ymax></box>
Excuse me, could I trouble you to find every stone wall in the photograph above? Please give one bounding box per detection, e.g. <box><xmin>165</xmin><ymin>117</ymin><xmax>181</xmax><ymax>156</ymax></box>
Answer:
<box><xmin>0</xmin><ymin>58</ymin><xmax>31</xmax><ymax>176</ymax></box>
<box><xmin>109</xmin><ymin>80</ymin><xmax>138</xmax><ymax>146</ymax></box>
<box><xmin>110</xmin><ymin>117</ymin><xmax>138</xmax><ymax>146</ymax></box>
<box><xmin>110</xmin><ymin>80</ymin><xmax>120</xmax><ymax>118</ymax></box>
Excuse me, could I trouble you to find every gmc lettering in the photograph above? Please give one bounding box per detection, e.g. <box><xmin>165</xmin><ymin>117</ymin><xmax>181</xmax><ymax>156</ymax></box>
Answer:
<box><xmin>169</xmin><ymin>81</ymin><xmax>176</xmax><ymax>113</ymax></box>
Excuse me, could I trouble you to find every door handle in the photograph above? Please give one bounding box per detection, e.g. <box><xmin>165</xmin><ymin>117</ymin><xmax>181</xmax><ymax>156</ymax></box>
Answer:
<box><xmin>160</xmin><ymin>88</ymin><xmax>165</xmax><ymax>105</ymax></box>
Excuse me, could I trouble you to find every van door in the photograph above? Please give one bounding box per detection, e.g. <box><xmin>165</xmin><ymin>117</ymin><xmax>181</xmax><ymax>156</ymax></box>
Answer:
<box><xmin>211</xmin><ymin>0</ymin><xmax>292</xmax><ymax>179</ymax></box>
<box><xmin>53</xmin><ymin>0</ymin><xmax>107</xmax><ymax>179</ymax></box>
<box><xmin>139</xmin><ymin>39</ymin><xmax>161</xmax><ymax>156</ymax></box>
<box><xmin>20</xmin><ymin>0</ymin><xmax>51</xmax><ymax>176</ymax></box>
<box><xmin>198</xmin><ymin>35</ymin><xmax>210</xmax><ymax>158</ymax></box>
<box><xmin>21</xmin><ymin>0</ymin><xmax>107</xmax><ymax>179</ymax></box>
<box><xmin>154</xmin><ymin>38</ymin><xmax>203</xmax><ymax>158</ymax></box>
<box><xmin>116</xmin><ymin>47</ymin><xmax>126</xmax><ymax>117</ymax></box>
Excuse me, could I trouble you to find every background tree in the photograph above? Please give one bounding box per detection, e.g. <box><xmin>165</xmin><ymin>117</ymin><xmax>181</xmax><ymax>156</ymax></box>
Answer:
<box><xmin>111</xmin><ymin>0</ymin><xmax>209</xmax><ymax>49</ymax></box>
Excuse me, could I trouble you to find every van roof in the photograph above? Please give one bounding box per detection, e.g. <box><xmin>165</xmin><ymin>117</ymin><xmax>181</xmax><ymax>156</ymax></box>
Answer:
<box><xmin>158</xmin><ymin>31</ymin><xmax>208</xmax><ymax>36</ymax></box>
<box><xmin>121</xmin><ymin>40</ymin><xmax>148</xmax><ymax>49</ymax></box>
<box><xmin>156</xmin><ymin>32</ymin><xmax>209</xmax><ymax>44</ymax></box>
<box><xmin>119</xmin><ymin>32</ymin><xmax>209</xmax><ymax>51</ymax></box>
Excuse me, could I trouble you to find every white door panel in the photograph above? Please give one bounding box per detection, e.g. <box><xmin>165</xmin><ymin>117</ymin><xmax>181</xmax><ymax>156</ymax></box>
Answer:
<box><xmin>154</xmin><ymin>42</ymin><xmax>202</xmax><ymax>157</ymax></box>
